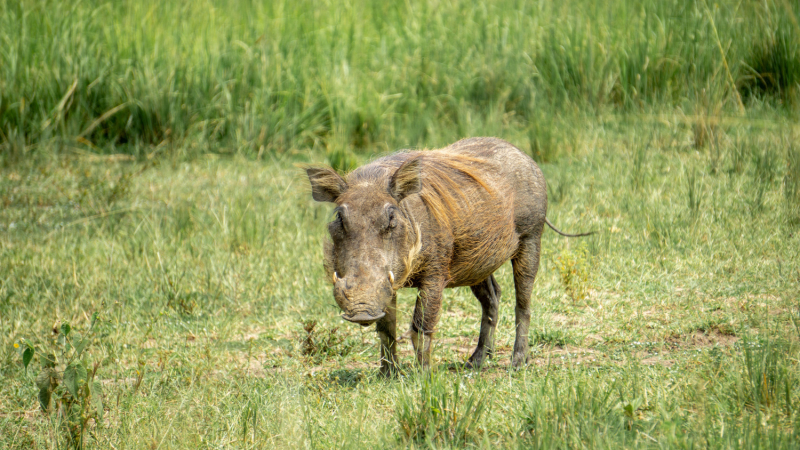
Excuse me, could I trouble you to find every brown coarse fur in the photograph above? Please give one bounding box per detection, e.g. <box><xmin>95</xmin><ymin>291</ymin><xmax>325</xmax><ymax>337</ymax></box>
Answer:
<box><xmin>346</xmin><ymin>150</ymin><xmax>517</xmax><ymax>287</ymax></box>
<box><xmin>306</xmin><ymin>137</ymin><xmax>589</xmax><ymax>374</ymax></box>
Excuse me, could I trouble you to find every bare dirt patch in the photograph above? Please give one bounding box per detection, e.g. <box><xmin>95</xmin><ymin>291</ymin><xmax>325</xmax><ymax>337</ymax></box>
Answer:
<box><xmin>666</xmin><ymin>329</ymin><xmax>738</xmax><ymax>350</ymax></box>
<box><xmin>641</xmin><ymin>356</ymin><xmax>676</xmax><ymax>367</ymax></box>
<box><xmin>437</xmin><ymin>336</ymin><xmax>479</xmax><ymax>358</ymax></box>
<box><xmin>529</xmin><ymin>345</ymin><xmax>603</xmax><ymax>367</ymax></box>
<box><xmin>199</xmin><ymin>323</ymin><xmax>743</xmax><ymax>379</ymax></box>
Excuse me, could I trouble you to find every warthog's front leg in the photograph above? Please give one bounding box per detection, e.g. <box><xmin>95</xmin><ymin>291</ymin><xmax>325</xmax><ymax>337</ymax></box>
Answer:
<box><xmin>375</xmin><ymin>294</ymin><xmax>398</xmax><ymax>376</ymax></box>
<box><xmin>467</xmin><ymin>275</ymin><xmax>501</xmax><ymax>369</ymax></box>
<box><xmin>410</xmin><ymin>279</ymin><xmax>445</xmax><ymax>368</ymax></box>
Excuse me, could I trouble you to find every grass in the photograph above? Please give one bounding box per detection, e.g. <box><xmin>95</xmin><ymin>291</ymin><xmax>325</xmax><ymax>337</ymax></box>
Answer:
<box><xmin>2</xmin><ymin>0</ymin><xmax>800</xmax><ymax>448</ymax></box>
<box><xmin>1</xmin><ymin>0</ymin><xmax>799</xmax><ymax>162</ymax></box>
<box><xmin>2</xmin><ymin>111</ymin><xmax>800</xmax><ymax>448</ymax></box>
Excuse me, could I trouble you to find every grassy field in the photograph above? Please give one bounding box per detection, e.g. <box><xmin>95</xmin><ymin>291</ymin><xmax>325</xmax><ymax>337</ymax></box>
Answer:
<box><xmin>2</xmin><ymin>0</ymin><xmax>799</xmax><ymax>162</ymax></box>
<box><xmin>2</xmin><ymin>0</ymin><xmax>800</xmax><ymax>448</ymax></box>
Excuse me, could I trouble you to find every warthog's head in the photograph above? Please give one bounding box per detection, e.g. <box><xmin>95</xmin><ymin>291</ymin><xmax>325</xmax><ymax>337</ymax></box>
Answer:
<box><xmin>307</xmin><ymin>159</ymin><xmax>422</xmax><ymax>326</ymax></box>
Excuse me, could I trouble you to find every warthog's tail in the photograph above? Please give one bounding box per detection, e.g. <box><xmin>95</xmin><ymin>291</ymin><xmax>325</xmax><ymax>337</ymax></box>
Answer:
<box><xmin>545</xmin><ymin>218</ymin><xmax>595</xmax><ymax>237</ymax></box>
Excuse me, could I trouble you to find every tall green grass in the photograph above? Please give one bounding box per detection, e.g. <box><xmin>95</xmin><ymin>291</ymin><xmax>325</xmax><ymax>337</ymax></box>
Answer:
<box><xmin>1</xmin><ymin>0</ymin><xmax>798</xmax><ymax>162</ymax></box>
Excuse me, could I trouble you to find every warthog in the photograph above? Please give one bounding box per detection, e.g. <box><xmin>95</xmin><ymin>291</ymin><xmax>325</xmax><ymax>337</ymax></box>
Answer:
<box><xmin>306</xmin><ymin>137</ymin><xmax>591</xmax><ymax>374</ymax></box>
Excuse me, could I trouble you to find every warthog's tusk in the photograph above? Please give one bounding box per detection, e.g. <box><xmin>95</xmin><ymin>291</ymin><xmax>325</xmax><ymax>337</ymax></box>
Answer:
<box><xmin>333</xmin><ymin>272</ymin><xmax>340</xmax><ymax>284</ymax></box>
<box><xmin>389</xmin><ymin>271</ymin><xmax>395</xmax><ymax>285</ymax></box>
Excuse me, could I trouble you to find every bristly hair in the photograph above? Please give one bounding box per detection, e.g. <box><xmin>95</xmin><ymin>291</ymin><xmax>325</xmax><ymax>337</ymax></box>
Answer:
<box><xmin>347</xmin><ymin>151</ymin><xmax>497</xmax><ymax>230</ymax></box>
<box><xmin>347</xmin><ymin>150</ymin><xmax>516</xmax><ymax>285</ymax></box>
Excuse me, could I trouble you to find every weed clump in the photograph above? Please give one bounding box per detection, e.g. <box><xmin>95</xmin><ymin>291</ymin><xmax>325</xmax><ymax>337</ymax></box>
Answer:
<box><xmin>301</xmin><ymin>321</ymin><xmax>357</xmax><ymax>363</ymax></box>
<box><xmin>556</xmin><ymin>242</ymin><xmax>591</xmax><ymax>304</ymax></box>
<box><xmin>531</xmin><ymin>328</ymin><xmax>574</xmax><ymax>348</ymax></box>
<box><xmin>17</xmin><ymin>314</ymin><xmax>106</xmax><ymax>448</ymax></box>
<box><xmin>396</xmin><ymin>372</ymin><xmax>486</xmax><ymax>446</ymax></box>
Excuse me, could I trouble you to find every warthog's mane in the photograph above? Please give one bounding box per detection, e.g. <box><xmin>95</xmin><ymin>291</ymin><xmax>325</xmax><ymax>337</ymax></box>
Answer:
<box><xmin>348</xmin><ymin>150</ymin><xmax>516</xmax><ymax>285</ymax></box>
<box><xmin>347</xmin><ymin>150</ymin><xmax>496</xmax><ymax>229</ymax></box>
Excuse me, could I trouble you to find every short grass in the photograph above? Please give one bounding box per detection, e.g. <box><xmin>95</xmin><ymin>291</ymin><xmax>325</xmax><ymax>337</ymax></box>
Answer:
<box><xmin>2</xmin><ymin>112</ymin><xmax>800</xmax><ymax>448</ymax></box>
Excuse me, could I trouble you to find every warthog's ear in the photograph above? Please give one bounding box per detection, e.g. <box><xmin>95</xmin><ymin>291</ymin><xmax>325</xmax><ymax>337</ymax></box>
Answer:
<box><xmin>306</xmin><ymin>167</ymin><xmax>348</xmax><ymax>203</ymax></box>
<box><xmin>389</xmin><ymin>157</ymin><xmax>422</xmax><ymax>202</ymax></box>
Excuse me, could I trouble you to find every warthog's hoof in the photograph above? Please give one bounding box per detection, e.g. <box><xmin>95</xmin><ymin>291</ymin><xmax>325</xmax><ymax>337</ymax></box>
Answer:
<box><xmin>511</xmin><ymin>352</ymin><xmax>529</xmax><ymax>369</ymax></box>
<box><xmin>464</xmin><ymin>360</ymin><xmax>481</xmax><ymax>370</ymax></box>
<box><xmin>379</xmin><ymin>365</ymin><xmax>401</xmax><ymax>378</ymax></box>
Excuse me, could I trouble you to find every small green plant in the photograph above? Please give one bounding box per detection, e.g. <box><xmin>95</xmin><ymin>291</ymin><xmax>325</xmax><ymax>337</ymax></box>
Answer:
<box><xmin>396</xmin><ymin>372</ymin><xmax>486</xmax><ymax>446</ymax></box>
<box><xmin>18</xmin><ymin>313</ymin><xmax>105</xmax><ymax>448</ymax></box>
<box><xmin>240</xmin><ymin>397</ymin><xmax>260</xmax><ymax>444</ymax></box>
<box><xmin>166</xmin><ymin>290</ymin><xmax>199</xmax><ymax>315</ymax></box>
<box><xmin>159</xmin><ymin>267</ymin><xmax>198</xmax><ymax>315</ymax></box>
<box><xmin>531</xmin><ymin>328</ymin><xmax>574</xmax><ymax>348</ymax></box>
<box><xmin>750</xmin><ymin>145</ymin><xmax>778</xmax><ymax>214</ymax></box>
<box><xmin>300</xmin><ymin>320</ymin><xmax>357</xmax><ymax>363</ymax></box>
<box><xmin>687</xmin><ymin>167</ymin><xmax>703</xmax><ymax>219</ymax></box>
<box><xmin>556</xmin><ymin>242</ymin><xmax>591</xmax><ymax>304</ymax></box>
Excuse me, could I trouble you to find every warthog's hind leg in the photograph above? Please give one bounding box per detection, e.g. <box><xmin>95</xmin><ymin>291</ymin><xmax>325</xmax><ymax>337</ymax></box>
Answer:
<box><xmin>511</xmin><ymin>227</ymin><xmax>543</xmax><ymax>368</ymax></box>
<box><xmin>466</xmin><ymin>275</ymin><xmax>501</xmax><ymax>369</ymax></box>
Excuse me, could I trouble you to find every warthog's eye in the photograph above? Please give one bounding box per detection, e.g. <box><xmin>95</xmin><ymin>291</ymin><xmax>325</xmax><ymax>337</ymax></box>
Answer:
<box><xmin>387</xmin><ymin>208</ymin><xmax>397</xmax><ymax>230</ymax></box>
<box><xmin>329</xmin><ymin>209</ymin><xmax>345</xmax><ymax>236</ymax></box>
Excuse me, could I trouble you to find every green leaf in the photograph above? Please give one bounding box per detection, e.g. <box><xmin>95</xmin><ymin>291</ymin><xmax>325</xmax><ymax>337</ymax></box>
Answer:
<box><xmin>90</xmin><ymin>311</ymin><xmax>100</xmax><ymax>330</ymax></box>
<box><xmin>40</xmin><ymin>352</ymin><xmax>56</xmax><ymax>369</ymax></box>
<box><xmin>22</xmin><ymin>346</ymin><xmax>34</xmax><ymax>370</ymax></box>
<box><xmin>35</xmin><ymin>368</ymin><xmax>53</xmax><ymax>391</ymax></box>
<box><xmin>91</xmin><ymin>381</ymin><xmax>104</xmax><ymax>420</ymax></box>
<box><xmin>73</xmin><ymin>332</ymin><xmax>88</xmax><ymax>357</ymax></box>
<box><xmin>64</xmin><ymin>361</ymin><xmax>88</xmax><ymax>399</ymax></box>
<box><xmin>61</xmin><ymin>322</ymin><xmax>71</xmax><ymax>337</ymax></box>
<box><xmin>37</xmin><ymin>386</ymin><xmax>52</xmax><ymax>412</ymax></box>
<box><xmin>36</xmin><ymin>368</ymin><xmax>57</xmax><ymax>412</ymax></box>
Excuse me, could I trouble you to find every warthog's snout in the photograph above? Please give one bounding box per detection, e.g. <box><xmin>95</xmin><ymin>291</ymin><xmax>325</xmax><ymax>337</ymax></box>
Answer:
<box><xmin>341</xmin><ymin>311</ymin><xmax>386</xmax><ymax>326</ymax></box>
<box><xmin>334</xmin><ymin>271</ymin><xmax>394</xmax><ymax>326</ymax></box>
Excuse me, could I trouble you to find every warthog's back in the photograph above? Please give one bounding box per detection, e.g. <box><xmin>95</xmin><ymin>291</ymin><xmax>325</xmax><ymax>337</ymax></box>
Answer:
<box><xmin>437</xmin><ymin>137</ymin><xmax>547</xmax><ymax>286</ymax></box>
<box><xmin>349</xmin><ymin>137</ymin><xmax>547</xmax><ymax>287</ymax></box>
